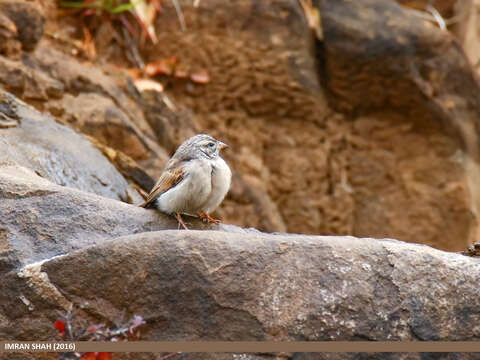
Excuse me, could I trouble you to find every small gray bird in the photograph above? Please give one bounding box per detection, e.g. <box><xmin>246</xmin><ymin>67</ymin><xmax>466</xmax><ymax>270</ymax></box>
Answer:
<box><xmin>139</xmin><ymin>134</ymin><xmax>232</xmax><ymax>229</ymax></box>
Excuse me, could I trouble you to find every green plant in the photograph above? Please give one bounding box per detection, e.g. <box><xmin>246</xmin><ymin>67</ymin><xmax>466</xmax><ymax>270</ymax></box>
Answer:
<box><xmin>59</xmin><ymin>0</ymin><xmax>142</xmax><ymax>14</ymax></box>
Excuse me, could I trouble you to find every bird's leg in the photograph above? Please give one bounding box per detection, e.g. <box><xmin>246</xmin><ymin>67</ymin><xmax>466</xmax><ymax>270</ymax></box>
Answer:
<box><xmin>199</xmin><ymin>211</ymin><xmax>221</xmax><ymax>224</ymax></box>
<box><xmin>175</xmin><ymin>212</ymin><xmax>189</xmax><ymax>230</ymax></box>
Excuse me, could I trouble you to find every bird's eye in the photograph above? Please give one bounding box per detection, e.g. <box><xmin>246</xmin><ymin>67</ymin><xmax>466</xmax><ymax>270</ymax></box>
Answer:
<box><xmin>208</xmin><ymin>142</ymin><xmax>215</xmax><ymax>148</ymax></box>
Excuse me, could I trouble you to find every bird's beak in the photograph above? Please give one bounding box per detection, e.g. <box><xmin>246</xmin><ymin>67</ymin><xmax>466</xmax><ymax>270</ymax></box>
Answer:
<box><xmin>218</xmin><ymin>141</ymin><xmax>228</xmax><ymax>150</ymax></box>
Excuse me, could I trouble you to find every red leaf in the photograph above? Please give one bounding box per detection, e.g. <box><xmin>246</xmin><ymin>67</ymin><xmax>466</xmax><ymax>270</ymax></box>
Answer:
<box><xmin>97</xmin><ymin>353</ymin><xmax>112</xmax><ymax>360</ymax></box>
<box><xmin>80</xmin><ymin>353</ymin><xmax>97</xmax><ymax>360</ymax></box>
<box><xmin>54</xmin><ymin>320</ymin><xmax>66</xmax><ymax>337</ymax></box>
<box><xmin>54</xmin><ymin>320</ymin><xmax>65</xmax><ymax>332</ymax></box>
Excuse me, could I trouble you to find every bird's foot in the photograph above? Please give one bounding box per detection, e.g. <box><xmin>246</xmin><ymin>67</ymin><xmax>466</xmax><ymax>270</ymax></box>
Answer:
<box><xmin>199</xmin><ymin>212</ymin><xmax>221</xmax><ymax>224</ymax></box>
<box><xmin>175</xmin><ymin>212</ymin><xmax>189</xmax><ymax>230</ymax></box>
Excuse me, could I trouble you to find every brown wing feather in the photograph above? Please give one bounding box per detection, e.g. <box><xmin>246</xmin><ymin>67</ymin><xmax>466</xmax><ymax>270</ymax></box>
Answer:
<box><xmin>139</xmin><ymin>163</ymin><xmax>185</xmax><ymax>208</ymax></box>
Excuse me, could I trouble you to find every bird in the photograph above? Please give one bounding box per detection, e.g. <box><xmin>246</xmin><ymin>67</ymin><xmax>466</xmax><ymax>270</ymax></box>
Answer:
<box><xmin>139</xmin><ymin>134</ymin><xmax>232</xmax><ymax>229</ymax></box>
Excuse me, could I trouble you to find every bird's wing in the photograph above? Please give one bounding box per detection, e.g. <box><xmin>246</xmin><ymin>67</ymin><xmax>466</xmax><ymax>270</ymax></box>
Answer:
<box><xmin>139</xmin><ymin>163</ymin><xmax>185</xmax><ymax>208</ymax></box>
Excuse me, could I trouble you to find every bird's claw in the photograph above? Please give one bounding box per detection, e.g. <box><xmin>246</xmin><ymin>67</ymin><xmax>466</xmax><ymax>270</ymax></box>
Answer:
<box><xmin>199</xmin><ymin>212</ymin><xmax>221</xmax><ymax>224</ymax></box>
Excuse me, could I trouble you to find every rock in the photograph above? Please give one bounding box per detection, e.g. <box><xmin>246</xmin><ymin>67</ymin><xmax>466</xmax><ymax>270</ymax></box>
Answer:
<box><xmin>88</xmin><ymin>136</ymin><xmax>159</xmax><ymax>194</ymax></box>
<box><xmin>0</xmin><ymin>11</ymin><xmax>20</xmax><ymax>58</ymax></box>
<box><xmin>0</xmin><ymin>0</ymin><xmax>45</xmax><ymax>52</ymax></box>
<box><xmin>316</xmin><ymin>0</ymin><xmax>480</xmax><ymax>151</ymax></box>
<box><xmin>0</xmin><ymin>90</ymin><xmax>138</xmax><ymax>203</ymax></box>
<box><xmin>31</xmin><ymin>44</ymin><xmax>157</xmax><ymax>144</ymax></box>
<box><xmin>0</xmin><ymin>41</ymin><xmax>174</xmax><ymax>189</ymax></box>
<box><xmin>0</xmin><ymin>55</ymin><xmax>64</xmax><ymax>101</ymax></box>
<box><xmin>225</xmin><ymin>173</ymin><xmax>287</xmax><ymax>233</ymax></box>
<box><xmin>2</xmin><ymin>230</ymin><xmax>479</xmax><ymax>353</ymax></box>
<box><xmin>0</xmin><ymin>40</ymin><xmax>169</xmax><ymax>175</ymax></box>
<box><xmin>29</xmin><ymin>43</ymin><xmax>172</xmax><ymax>177</ymax></box>
<box><xmin>0</xmin><ymin>163</ymin><xmax>216</xmax><ymax>274</ymax></box>
<box><xmin>395</xmin><ymin>0</ymin><xmax>477</xmax><ymax>61</ymax></box>
<box><xmin>52</xmin><ymin>92</ymin><xmax>152</xmax><ymax>161</ymax></box>
<box><xmin>312</xmin><ymin>0</ymin><xmax>479</xmax><ymax>250</ymax></box>
<box><xmin>138</xmin><ymin>89</ymin><xmax>201</xmax><ymax>155</ymax></box>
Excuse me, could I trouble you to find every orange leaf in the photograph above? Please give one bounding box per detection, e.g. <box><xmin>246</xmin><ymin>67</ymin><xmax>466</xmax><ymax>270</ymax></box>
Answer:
<box><xmin>82</xmin><ymin>26</ymin><xmax>96</xmax><ymax>58</ymax></box>
<box><xmin>128</xmin><ymin>69</ymin><xmax>142</xmax><ymax>79</ymax></box>
<box><xmin>145</xmin><ymin>56</ymin><xmax>179</xmax><ymax>77</ymax></box>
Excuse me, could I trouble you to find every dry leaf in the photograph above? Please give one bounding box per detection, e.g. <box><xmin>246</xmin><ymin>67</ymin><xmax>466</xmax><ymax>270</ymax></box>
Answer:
<box><xmin>82</xmin><ymin>26</ymin><xmax>96</xmax><ymax>58</ymax></box>
<box><xmin>131</xmin><ymin>0</ymin><xmax>158</xmax><ymax>43</ymax></box>
<box><xmin>299</xmin><ymin>0</ymin><xmax>323</xmax><ymax>40</ymax></box>
<box><xmin>127</xmin><ymin>68</ymin><xmax>142</xmax><ymax>79</ymax></box>
<box><xmin>145</xmin><ymin>56</ymin><xmax>179</xmax><ymax>76</ymax></box>
<box><xmin>134</xmin><ymin>78</ymin><xmax>164</xmax><ymax>92</ymax></box>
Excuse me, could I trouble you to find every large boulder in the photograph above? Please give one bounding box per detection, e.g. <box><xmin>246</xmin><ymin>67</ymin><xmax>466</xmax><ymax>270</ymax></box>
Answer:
<box><xmin>1</xmin><ymin>230</ymin><xmax>479</xmax><ymax>359</ymax></box>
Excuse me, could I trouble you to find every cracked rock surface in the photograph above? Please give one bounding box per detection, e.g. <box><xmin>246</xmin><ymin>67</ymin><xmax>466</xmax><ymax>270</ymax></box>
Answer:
<box><xmin>2</xmin><ymin>230</ymin><xmax>480</xmax><ymax>354</ymax></box>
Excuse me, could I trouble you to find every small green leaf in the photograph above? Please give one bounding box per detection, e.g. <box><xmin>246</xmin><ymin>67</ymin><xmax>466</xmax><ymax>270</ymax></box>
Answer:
<box><xmin>60</xmin><ymin>0</ymin><xmax>102</xmax><ymax>9</ymax></box>
<box><xmin>110</xmin><ymin>3</ymin><xmax>135</xmax><ymax>13</ymax></box>
<box><xmin>110</xmin><ymin>0</ymin><xmax>144</xmax><ymax>13</ymax></box>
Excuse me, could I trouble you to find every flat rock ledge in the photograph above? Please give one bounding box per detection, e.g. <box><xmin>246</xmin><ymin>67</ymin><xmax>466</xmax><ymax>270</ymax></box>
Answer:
<box><xmin>2</xmin><ymin>229</ymin><xmax>479</xmax><ymax>350</ymax></box>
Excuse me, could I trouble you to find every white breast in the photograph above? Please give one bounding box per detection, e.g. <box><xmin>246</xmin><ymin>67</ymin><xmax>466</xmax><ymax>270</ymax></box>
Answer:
<box><xmin>156</xmin><ymin>159</ymin><xmax>212</xmax><ymax>215</ymax></box>
<box><xmin>202</xmin><ymin>156</ymin><xmax>232</xmax><ymax>214</ymax></box>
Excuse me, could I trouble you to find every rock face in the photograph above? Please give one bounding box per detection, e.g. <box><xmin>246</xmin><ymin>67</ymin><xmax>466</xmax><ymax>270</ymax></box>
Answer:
<box><xmin>2</xmin><ymin>230</ymin><xmax>480</xmax><ymax>358</ymax></box>
<box><xmin>313</xmin><ymin>0</ymin><xmax>480</xmax><ymax>250</ymax></box>
<box><xmin>101</xmin><ymin>0</ymin><xmax>475</xmax><ymax>251</ymax></box>
<box><xmin>0</xmin><ymin>0</ymin><xmax>44</xmax><ymax>53</ymax></box>
<box><xmin>0</xmin><ymin>90</ymin><xmax>138</xmax><ymax>203</ymax></box>
<box><xmin>317</xmin><ymin>0</ymin><xmax>480</xmax><ymax>142</ymax></box>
